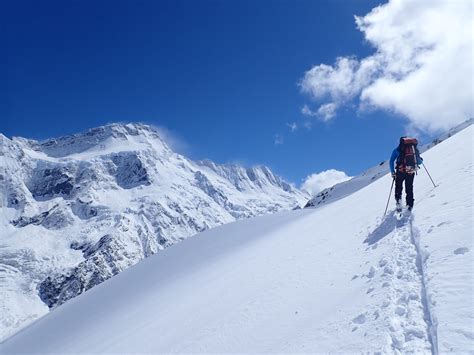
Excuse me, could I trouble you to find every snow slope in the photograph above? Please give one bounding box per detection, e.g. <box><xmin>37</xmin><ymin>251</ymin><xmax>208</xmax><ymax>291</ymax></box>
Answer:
<box><xmin>305</xmin><ymin>119</ymin><xmax>473</xmax><ymax>208</ymax></box>
<box><xmin>1</xmin><ymin>124</ymin><xmax>472</xmax><ymax>353</ymax></box>
<box><xmin>0</xmin><ymin>123</ymin><xmax>307</xmax><ymax>341</ymax></box>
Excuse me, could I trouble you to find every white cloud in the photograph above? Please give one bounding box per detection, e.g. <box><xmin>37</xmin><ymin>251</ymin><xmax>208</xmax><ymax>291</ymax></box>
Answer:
<box><xmin>299</xmin><ymin>0</ymin><xmax>474</xmax><ymax>133</ymax></box>
<box><xmin>274</xmin><ymin>134</ymin><xmax>284</xmax><ymax>145</ymax></box>
<box><xmin>286</xmin><ymin>122</ymin><xmax>298</xmax><ymax>132</ymax></box>
<box><xmin>317</xmin><ymin>103</ymin><xmax>337</xmax><ymax>121</ymax></box>
<box><xmin>301</xmin><ymin>169</ymin><xmax>352</xmax><ymax>195</ymax></box>
<box><xmin>302</xmin><ymin>103</ymin><xmax>337</xmax><ymax>121</ymax></box>
<box><xmin>300</xmin><ymin>57</ymin><xmax>374</xmax><ymax>102</ymax></box>
<box><xmin>303</xmin><ymin>120</ymin><xmax>312</xmax><ymax>131</ymax></box>
<box><xmin>301</xmin><ymin>104</ymin><xmax>317</xmax><ymax>117</ymax></box>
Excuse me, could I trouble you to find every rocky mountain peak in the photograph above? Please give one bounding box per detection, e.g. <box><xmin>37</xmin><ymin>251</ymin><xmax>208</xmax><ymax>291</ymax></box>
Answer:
<box><xmin>0</xmin><ymin>122</ymin><xmax>308</xmax><ymax>341</ymax></box>
<box><xmin>12</xmin><ymin>123</ymin><xmax>169</xmax><ymax>158</ymax></box>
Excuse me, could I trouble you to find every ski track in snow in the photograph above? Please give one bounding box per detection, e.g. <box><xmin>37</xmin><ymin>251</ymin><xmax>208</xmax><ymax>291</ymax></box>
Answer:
<box><xmin>409</xmin><ymin>216</ymin><xmax>438</xmax><ymax>355</ymax></box>
<box><xmin>364</xmin><ymin>211</ymin><xmax>438</xmax><ymax>354</ymax></box>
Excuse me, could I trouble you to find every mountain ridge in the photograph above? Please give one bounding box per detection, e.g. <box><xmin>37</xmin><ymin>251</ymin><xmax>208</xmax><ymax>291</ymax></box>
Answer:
<box><xmin>0</xmin><ymin>122</ymin><xmax>307</xmax><ymax>341</ymax></box>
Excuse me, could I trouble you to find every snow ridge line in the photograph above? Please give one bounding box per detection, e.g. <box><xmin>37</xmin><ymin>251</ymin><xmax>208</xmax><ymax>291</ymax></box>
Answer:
<box><xmin>409</xmin><ymin>216</ymin><xmax>439</xmax><ymax>355</ymax></box>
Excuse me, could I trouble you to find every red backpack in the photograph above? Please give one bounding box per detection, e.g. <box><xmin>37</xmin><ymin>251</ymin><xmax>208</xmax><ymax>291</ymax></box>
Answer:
<box><xmin>397</xmin><ymin>137</ymin><xmax>419</xmax><ymax>174</ymax></box>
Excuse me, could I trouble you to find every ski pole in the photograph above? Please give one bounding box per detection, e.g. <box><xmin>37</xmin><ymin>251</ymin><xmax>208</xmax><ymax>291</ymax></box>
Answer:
<box><xmin>384</xmin><ymin>177</ymin><xmax>395</xmax><ymax>217</ymax></box>
<box><xmin>422</xmin><ymin>164</ymin><xmax>437</xmax><ymax>188</ymax></box>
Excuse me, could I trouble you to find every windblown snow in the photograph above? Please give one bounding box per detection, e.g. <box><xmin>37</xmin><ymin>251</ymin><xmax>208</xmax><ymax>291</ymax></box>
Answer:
<box><xmin>1</xmin><ymin>123</ymin><xmax>472</xmax><ymax>353</ymax></box>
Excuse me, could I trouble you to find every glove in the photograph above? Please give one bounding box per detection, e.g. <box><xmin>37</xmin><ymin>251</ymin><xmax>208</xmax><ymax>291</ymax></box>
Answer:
<box><xmin>391</xmin><ymin>172</ymin><xmax>396</xmax><ymax>179</ymax></box>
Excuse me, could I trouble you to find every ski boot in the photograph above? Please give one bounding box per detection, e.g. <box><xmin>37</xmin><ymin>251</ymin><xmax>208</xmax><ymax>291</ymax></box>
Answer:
<box><xmin>396</xmin><ymin>200</ymin><xmax>402</xmax><ymax>213</ymax></box>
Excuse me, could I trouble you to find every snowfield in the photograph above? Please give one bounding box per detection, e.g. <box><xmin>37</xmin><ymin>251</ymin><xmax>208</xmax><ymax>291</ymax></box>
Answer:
<box><xmin>1</xmin><ymin>124</ymin><xmax>473</xmax><ymax>353</ymax></box>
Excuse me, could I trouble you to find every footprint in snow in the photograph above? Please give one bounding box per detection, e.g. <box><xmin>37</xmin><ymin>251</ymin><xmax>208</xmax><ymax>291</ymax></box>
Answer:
<box><xmin>383</xmin><ymin>266</ymin><xmax>394</xmax><ymax>276</ymax></box>
<box><xmin>437</xmin><ymin>221</ymin><xmax>451</xmax><ymax>227</ymax></box>
<box><xmin>454</xmin><ymin>247</ymin><xmax>469</xmax><ymax>255</ymax></box>
<box><xmin>378</xmin><ymin>258</ymin><xmax>388</xmax><ymax>267</ymax></box>
<box><xmin>367</xmin><ymin>266</ymin><xmax>376</xmax><ymax>278</ymax></box>
<box><xmin>352</xmin><ymin>313</ymin><xmax>367</xmax><ymax>324</ymax></box>
<box><xmin>395</xmin><ymin>305</ymin><xmax>406</xmax><ymax>316</ymax></box>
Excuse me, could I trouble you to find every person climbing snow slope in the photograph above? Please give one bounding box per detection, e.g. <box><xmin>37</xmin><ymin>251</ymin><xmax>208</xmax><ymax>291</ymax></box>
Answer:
<box><xmin>390</xmin><ymin>137</ymin><xmax>423</xmax><ymax>212</ymax></box>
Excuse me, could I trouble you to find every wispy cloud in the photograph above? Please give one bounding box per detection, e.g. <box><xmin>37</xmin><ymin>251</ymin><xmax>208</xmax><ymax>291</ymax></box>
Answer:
<box><xmin>301</xmin><ymin>103</ymin><xmax>337</xmax><ymax>122</ymax></box>
<box><xmin>299</xmin><ymin>0</ymin><xmax>473</xmax><ymax>133</ymax></box>
<box><xmin>302</xmin><ymin>120</ymin><xmax>313</xmax><ymax>131</ymax></box>
<box><xmin>317</xmin><ymin>103</ymin><xmax>337</xmax><ymax>121</ymax></box>
<box><xmin>286</xmin><ymin>122</ymin><xmax>298</xmax><ymax>133</ymax></box>
<box><xmin>274</xmin><ymin>134</ymin><xmax>284</xmax><ymax>145</ymax></box>
<box><xmin>151</xmin><ymin>124</ymin><xmax>191</xmax><ymax>154</ymax></box>
<box><xmin>301</xmin><ymin>104</ymin><xmax>317</xmax><ymax>117</ymax></box>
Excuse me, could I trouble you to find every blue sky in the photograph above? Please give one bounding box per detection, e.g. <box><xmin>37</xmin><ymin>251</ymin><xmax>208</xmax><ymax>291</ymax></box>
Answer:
<box><xmin>3</xmin><ymin>0</ymin><xmax>470</xmax><ymax>186</ymax></box>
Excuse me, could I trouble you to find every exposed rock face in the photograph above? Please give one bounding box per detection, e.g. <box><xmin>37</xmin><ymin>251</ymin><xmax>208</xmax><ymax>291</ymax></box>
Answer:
<box><xmin>30</xmin><ymin>167</ymin><xmax>76</xmax><ymax>198</ymax></box>
<box><xmin>111</xmin><ymin>153</ymin><xmax>150</xmax><ymax>189</ymax></box>
<box><xmin>194</xmin><ymin>171</ymin><xmax>229</xmax><ymax>209</ymax></box>
<box><xmin>39</xmin><ymin>233</ymin><xmax>135</xmax><ymax>308</ymax></box>
<box><xmin>11</xmin><ymin>204</ymin><xmax>73</xmax><ymax>229</ymax></box>
<box><xmin>0</xmin><ymin>123</ymin><xmax>308</xmax><ymax>341</ymax></box>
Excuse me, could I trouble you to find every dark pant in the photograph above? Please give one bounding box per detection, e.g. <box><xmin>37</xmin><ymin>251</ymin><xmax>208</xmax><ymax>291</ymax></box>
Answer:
<box><xmin>395</xmin><ymin>171</ymin><xmax>415</xmax><ymax>207</ymax></box>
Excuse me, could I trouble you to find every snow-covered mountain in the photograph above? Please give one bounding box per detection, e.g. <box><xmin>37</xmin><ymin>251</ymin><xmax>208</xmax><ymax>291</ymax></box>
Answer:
<box><xmin>1</xmin><ymin>122</ymin><xmax>472</xmax><ymax>353</ymax></box>
<box><xmin>0</xmin><ymin>123</ymin><xmax>308</xmax><ymax>341</ymax></box>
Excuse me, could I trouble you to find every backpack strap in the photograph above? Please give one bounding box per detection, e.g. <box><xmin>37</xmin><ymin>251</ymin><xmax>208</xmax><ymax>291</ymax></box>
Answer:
<box><xmin>396</xmin><ymin>146</ymin><xmax>405</xmax><ymax>172</ymax></box>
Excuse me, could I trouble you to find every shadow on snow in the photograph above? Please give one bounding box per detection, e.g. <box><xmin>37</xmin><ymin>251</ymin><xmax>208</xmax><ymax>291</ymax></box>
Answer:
<box><xmin>364</xmin><ymin>210</ymin><xmax>410</xmax><ymax>245</ymax></box>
